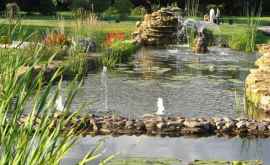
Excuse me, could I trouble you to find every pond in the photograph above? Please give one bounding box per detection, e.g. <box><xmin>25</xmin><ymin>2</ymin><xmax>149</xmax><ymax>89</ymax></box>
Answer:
<box><xmin>59</xmin><ymin>46</ymin><xmax>269</xmax><ymax>164</ymax></box>
<box><xmin>63</xmin><ymin>135</ymin><xmax>270</xmax><ymax>165</ymax></box>
<box><xmin>68</xmin><ymin>46</ymin><xmax>259</xmax><ymax>119</ymax></box>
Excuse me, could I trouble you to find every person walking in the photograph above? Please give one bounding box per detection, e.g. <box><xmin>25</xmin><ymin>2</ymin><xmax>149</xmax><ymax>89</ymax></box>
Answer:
<box><xmin>209</xmin><ymin>8</ymin><xmax>215</xmax><ymax>24</ymax></box>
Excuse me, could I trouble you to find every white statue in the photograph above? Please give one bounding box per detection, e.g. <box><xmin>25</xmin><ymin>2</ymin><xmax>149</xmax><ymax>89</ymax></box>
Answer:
<box><xmin>209</xmin><ymin>8</ymin><xmax>215</xmax><ymax>23</ymax></box>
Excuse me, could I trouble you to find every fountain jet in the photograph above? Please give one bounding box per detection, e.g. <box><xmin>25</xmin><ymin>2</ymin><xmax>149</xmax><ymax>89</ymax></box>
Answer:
<box><xmin>156</xmin><ymin>97</ymin><xmax>165</xmax><ymax>115</ymax></box>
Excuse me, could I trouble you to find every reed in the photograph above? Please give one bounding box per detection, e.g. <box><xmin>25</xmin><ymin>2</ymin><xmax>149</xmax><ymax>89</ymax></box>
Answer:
<box><xmin>0</xmin><ymin>15</ymin><xmax>105</xmax><ymax>165</ymax></box>
<box><xmin>244</xmin><ymin>0</ymin><xmax>262</xmax><ymax>52</ymax></box>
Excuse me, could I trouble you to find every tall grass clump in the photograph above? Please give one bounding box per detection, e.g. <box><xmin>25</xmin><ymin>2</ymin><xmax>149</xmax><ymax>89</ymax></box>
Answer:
<box><xmin>184</xmin><ymin>0</ymin><xmax>200</xmax><ymax>48</ymax></box>
<box><xmin>0</xmin><ymin>45</ymin><xmax>111</xmax><ymax>164</ymax></box>
<box><xmin>101</xmin><ymin>40</ymin><xmax>139</xmax><ymax>68</ymax></box>
<box><xmin>228</xmin><ymin>0</ymin><xmax>262</xmax><ymax>52</ymax></box>
<box><xmin>244</xmin><ymin>0</ymin><xmax>262</xmax><ymax>52</ymax></box>
<box><xmin>0</xmin><ymin>16</ymin><xmax>107</xmax><ymax>164</ymax></box>
<box><xmin>185</xmin><ymin>0</ymin><xmax>200</xmax><ymax>17</ymax></box>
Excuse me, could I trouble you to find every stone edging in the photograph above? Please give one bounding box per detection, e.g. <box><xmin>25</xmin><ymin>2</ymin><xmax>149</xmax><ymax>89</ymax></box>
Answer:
<box><xmin>246</xmin><ymin>44</ymin><xmax>270</xmax><ymax>113</ymax></box>
<box><xmin>20</xmin><ymin>113</ymin><xmax>270</xmax><ymax>138</ymax></box>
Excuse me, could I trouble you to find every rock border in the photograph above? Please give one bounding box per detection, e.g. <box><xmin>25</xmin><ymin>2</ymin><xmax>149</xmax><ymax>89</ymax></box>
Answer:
<box><xmin>21</xmin><ymin>113</ymin><xmax>270</xmax><ymax>138</ymax></box>
<box><xmin>246</xmin><ymin>44</ymin><xmax>270</xmax><ymax>113</ymax></box>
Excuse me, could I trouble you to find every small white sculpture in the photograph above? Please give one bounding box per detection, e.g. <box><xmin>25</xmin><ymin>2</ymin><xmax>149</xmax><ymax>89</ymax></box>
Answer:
<box><xmin>209</xmin><ymin>8</ymin><xmax>215</xmax><ymax>23</ymax></box>
<box><xmin>156</xmin><ymin>97</ymin><xmax>165</xmax><ymax>115</ymax></box>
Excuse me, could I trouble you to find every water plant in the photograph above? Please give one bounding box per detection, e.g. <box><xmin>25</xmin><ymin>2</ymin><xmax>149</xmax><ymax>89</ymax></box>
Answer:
<box><xmin>0</xmin><ymin>40</ymin><xmax>116</xmax><ymax>164</ymax></box>
<box><xmin>100</xmin><ymin>40</ymin><xmax>139</xmax><ymax>68</ymax></box>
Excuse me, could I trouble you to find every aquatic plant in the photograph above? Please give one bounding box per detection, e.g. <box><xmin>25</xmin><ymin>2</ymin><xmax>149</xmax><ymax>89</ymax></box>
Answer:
<box><xmin>100</xmin><ymin>40</ymin><xmax>139</xmax><ymax>68</ymax></box>
<box><xmin>0</xmin><ymin>39</ymin><xmax>115</xmax><ymax>164</ymax></box>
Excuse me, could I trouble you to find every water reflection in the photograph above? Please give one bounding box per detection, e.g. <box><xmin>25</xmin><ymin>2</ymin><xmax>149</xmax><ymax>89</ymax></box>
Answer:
<box><xmin>62</xmin><ymin>136</ymin><xmax>269</xmax><ymax>165</ymax></box>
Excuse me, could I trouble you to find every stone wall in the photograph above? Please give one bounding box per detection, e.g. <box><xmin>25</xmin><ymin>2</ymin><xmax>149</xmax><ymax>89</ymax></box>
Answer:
<box><xmin>21</xmin><ymin>113</ymin><xmax>270</xmax><ymax>138</ymax></box>
<box><xmin>246</xmin><ymin>44</ymin><xmax>270</xmax><ymax>113</ymax></box>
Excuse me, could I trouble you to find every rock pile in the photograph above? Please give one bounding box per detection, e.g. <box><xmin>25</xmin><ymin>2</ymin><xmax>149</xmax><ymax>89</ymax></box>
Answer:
<box><xmin>246</xmin><ymin>44</ymin><xmax>270</xmax><ymax>113</ymax></box>
<box><xmin>21</xmin><ymin>113</ymin><xmax>270</xmax><ymax>138</ymax></box>
<box><xmin>133</xmin><ymin>8</ymin><xmax>179</xmax><ymax>46</ymax></box>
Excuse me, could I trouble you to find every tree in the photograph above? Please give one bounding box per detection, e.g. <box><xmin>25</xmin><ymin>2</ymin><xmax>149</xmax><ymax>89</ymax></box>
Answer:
<box><xmin>39</xmin><ymin>0</ymin><xmax>56</xmax><ymax>15</ymax></box>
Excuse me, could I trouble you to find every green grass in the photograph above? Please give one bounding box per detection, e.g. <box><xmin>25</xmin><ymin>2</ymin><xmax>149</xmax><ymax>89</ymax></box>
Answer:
<box><xmin>0</xmin><ymin>14</ymin><xmax>269</xmax><ymax>52</ymax></box>
<box><xmin>211</xmin><ymin>23</ymin><xmax>270</xmax><ymax>51</ymax></box>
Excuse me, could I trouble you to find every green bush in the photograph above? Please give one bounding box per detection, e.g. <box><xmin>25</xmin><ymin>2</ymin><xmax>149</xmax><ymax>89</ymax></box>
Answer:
<box><xmin>101</xmin><ymin>40</ymin><xmax>139</xmax><ymax>67</ymax></box>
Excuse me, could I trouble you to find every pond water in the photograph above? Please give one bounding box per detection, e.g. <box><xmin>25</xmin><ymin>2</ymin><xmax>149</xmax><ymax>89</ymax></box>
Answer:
<box><xmin>68</xmin><ymin>46</ymin><xmax>259</xmax><ymax>118</ymax></box>
<box><xmin>62</xmin><ymin>135</ymin><xmax>270</xmax><ymax>165</ymax></box>
<box><xmin>59</xmin><ymin>46</ymin><xmax>269</xmax><ymax>164</ymax></box>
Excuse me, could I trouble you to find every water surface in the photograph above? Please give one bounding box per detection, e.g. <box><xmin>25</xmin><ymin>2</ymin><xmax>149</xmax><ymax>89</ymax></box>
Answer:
<box><xmin>63</xmin><ymin>135</ymin><xmax>270</xmax><ymax>165</ymax></box>
<box><xmin>67</xmin><ymin>46</ymin><xmax>258</xmax><ymax>118</ymax></box>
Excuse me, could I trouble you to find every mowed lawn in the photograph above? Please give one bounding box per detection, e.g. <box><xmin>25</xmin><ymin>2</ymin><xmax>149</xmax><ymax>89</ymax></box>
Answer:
<box><xmin>0</xmin><ymin>12</ymin><xmax>269</xmax><ymax>44</ymax></box>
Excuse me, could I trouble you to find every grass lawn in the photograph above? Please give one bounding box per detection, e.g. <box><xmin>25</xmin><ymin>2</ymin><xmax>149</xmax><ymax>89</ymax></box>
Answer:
<box><xmin>212</xmin><ymin>24</ymin><xmax>270</xmax><ymax>44</ymax></box>
<box><xmin>0</xmin><ymin>13</ymin><xmax>269</xmax><ymax>51</ymax></box>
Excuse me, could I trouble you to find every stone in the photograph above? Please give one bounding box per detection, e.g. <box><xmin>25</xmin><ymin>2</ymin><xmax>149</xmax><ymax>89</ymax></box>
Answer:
<box><xmin>77</xmin><ymin>37</ymin><xmax>96</xmax><ymax>53</ymax></box>
<box><xmin>246</xmin><ymin>44</ymin><xmax>270</xmax><ymax>114</ymax></box>
<box><xmin>132</xmin><ymin>7</ymin><xmax>179</xmax><ymax>46</ymax></box>
<box><xmin>236</xmin><ymin>121</ymin><xmax>247</xmax><ymax>129</ymax></box>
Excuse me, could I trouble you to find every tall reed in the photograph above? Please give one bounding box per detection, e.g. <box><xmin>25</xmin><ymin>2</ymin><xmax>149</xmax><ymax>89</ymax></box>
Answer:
<box><xmin>0</xmin><ymin>15</ymin><xmax>107</xmax><ymax>164</ymax></box>
<box><xmin>185</xmin><ymin>0</ymin><xmax>200</xmax><ymax>17</ymax></box>
<box><xmin>244</xmin><ymin>0</ymin><xmax>262</xmax><ymax>52</ymax></box>
<box><xmin>185</xmin><ymin>0</ymin><xmax>200</xmax><ymax>48</ymax></box>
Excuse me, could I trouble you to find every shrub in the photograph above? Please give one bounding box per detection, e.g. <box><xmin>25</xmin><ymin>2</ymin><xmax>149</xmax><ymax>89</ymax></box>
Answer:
<box><xmin>101</xmin><ymin>40</ymin><xmax>139</xmax><ymax>67</ymax></box>
<box><xmin>228</xmin><ymin>32</ymin><xmax>254</xmax><ymax>52</ymax></box>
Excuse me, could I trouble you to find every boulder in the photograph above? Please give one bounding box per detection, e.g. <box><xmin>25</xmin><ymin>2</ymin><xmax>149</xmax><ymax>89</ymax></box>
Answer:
<box><xmin>132</xmin><ymin>7</ymin><xmax>179</xmax><ymax>46</ymax></box>
<box><xmin>76</xmin><ymin>38</ymin><xmax>96</xmax><ymax>53</ymax></box>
